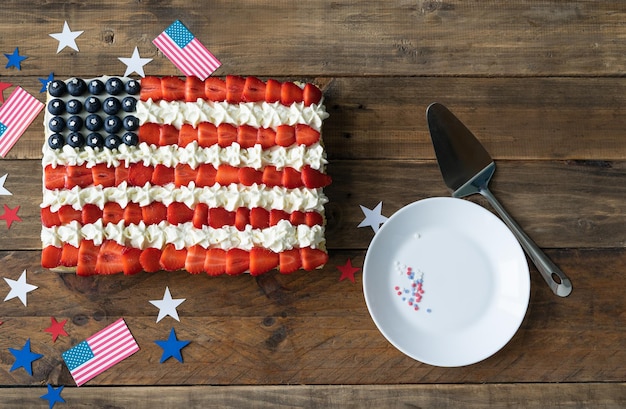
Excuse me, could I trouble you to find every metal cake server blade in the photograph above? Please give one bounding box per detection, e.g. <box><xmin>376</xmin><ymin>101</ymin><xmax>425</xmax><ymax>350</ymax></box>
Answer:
<box><xmin>426</xmin><ymin>102</ymin><xmax>572</xmax><ymax>297</ymax></box>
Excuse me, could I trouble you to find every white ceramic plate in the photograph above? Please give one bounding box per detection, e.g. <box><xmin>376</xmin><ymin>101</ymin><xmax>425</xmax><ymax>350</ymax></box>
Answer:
<box><xmin>363</xmin><ymin>197</ymin><xmax>530</xmax><ymax>367</ymax></box>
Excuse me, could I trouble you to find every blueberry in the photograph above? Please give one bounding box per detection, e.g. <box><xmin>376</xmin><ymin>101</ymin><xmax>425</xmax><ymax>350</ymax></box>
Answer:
<box><xmin>84</xmin><ymin>96</ymin><xmax>101</xmax><ymax>113</ymax></box>
<box><xmin>105</xmin><ymin>77</ymin><xmax>124</xmax><ymax>95</ymax></box>
<box><xmin>104</xmin><ymin>116</ymin><xmax>122</xmax><ymax>133</ymax></box>
<box><xmin>122</xmin><ymin>115</ymin><xmax>139</xmax><ymax>131</ymax></box>
<box><xmin>105</xmin><ymin>134</ymin><xmax>122</xmax><ymax>150</ymax></box>
<box><xmin>48</xmin><ymin>80</ymin><xmax>67</xmax><ymax>97</ymax></box>
<box><xmin>67</xmin><ymin>78</ymin><xmax>87</xmax><ymax>96</ymax></box>
<box><xmin>103</xmin><ymin>97</ymin><xmax>121</xmax><ymax>115</ymax></box>
<box><xmin>85</xmin><ymin>114</ymin><xmax>103</xmax><ymax>131</ymax></box>
<box><xmin>121</xmin><ymin>96</ymin><xmax>137</xmax><ymax>112</ymax></box>
<box><xmin>125</xmin><ymin>79</ymin><xmax>140</xmax><ymax>95</ymax></box>
<box><xmin>47</xmin><ymin>99</ymin><xmax>65</xmax><ymax>115</ymax></box>
<box><xmin>122</xmin><ymin>132</ymin><xmax>139</xmax><ymax>146</ymax></box>
<box><xmin>47</xmin><ymin>133</ymin><xmax>65</xmax><ymax>149</ymax></box>
<box><xmin>86</xmin><ymin>133</ymin><xmax>104</xmax><ymax>149</ymax></box>
<box><xmin>66</xmin><ymin>99</ymin><xmax>83</xmax><ymax>114</ymax></box>
<box><xmin>48</xmin><ymin>116</ymin><xmax>65</xmax><ymax>132</ymax></box>
<box><xmin>66</xmin><ymin>132</ymin><xmax>85</xmax><ymax>148</ymax></box>
<box><xmin>66</xmin><ymin>115</ymin><xmax>84</xmax><ymax>132</ymax></box>
<box><xmin>88</xmin><ymin>79</ymin><xmax>105</xmax><ymax>95</ymax></box>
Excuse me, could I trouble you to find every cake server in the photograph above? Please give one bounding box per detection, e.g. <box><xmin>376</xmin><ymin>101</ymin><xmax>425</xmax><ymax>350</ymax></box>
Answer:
<box><xmin>426</xmin><ymin>102</ymin><xmax>572</xmax><ymax>297</ymax></box>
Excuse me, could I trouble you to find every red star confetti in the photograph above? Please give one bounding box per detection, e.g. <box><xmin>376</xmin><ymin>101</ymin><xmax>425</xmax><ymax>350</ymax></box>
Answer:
<box><xmin>44</xmin><ymin>317</ymin><xmax>68</xmax><ymax>342</ymax></box>
<box><xmin>338</xmin><ymin>258</ymin><xmax>360</xmax><ymax>283</ymax></box>
<box><xmin>0</xmin><ymin>204</ymin><xmax>21</xmax><ymax>228</ymax></box>
<box><xmin>0</xmin><ymin>82</ymin><xmax>11</xmax><ymax>103</ymax></box>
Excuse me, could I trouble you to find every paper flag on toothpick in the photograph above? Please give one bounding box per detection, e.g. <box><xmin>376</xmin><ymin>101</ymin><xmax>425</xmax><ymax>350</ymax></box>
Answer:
<box><xmin>62</xmin><ymin>318</ymin><xmax>139</xmax><ymax>386</ymax></box>
<box><xmin>0</xmin><ymin>87</ymin><xmax>44</xmax><ymax>157</ymax></box>
<box><xmin>153</xmin><ymin>20</ymin><xmax>221</xmax><ymax>80</ymax></box>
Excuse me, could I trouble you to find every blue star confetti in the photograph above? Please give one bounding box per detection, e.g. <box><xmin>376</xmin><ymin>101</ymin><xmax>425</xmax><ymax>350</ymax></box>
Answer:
<box><xmin>4</xmin><ymin>47</ymin><xmax>27</xmax><ymax>70</ymax></box>
<box><xmin>40</xmin><ymin>384</ymin><xmax>65</xmax><ymax>409</ymax></box>
<box><xmin>39</xmin><ymin>72</ymin><xmax>55</xmax><ymax>93</ymax></box>
<box><xmin>155</xmin><ymin>328</ymin><xmax>190</xmax><ymax>363</ymax></box>
<box><xmin>8</xmin><ymin>338</ymin><xmax>43</xmax><ymax>376</ymax></box>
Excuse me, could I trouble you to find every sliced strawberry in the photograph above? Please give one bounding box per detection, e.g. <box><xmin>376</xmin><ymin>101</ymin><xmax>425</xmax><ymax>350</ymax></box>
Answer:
<box><xmin>123</xmin><ymin>203</ymin><xmax>143</xmax><ymax>225</ymax></box>
<box><xmin>174</xmin><ymin>163</ymin><xmax>197</xmax><ymax>187</ymax></box>
<box><xmin>303</xmin><ymin>83</ymin><xmax>323</xmax><ymax>106</ymax></box>
<box><xmin>265</xmin><ymin>79</ymin><xmax>282</xmax><ymax>103</ymax></box>
<box><xmin>197</xmin><ymin>122</ymin><xmax>218</xmax><ymax>147</ymax></box>
<box><xmin>235</xmin><ymin>207</ymin><xmax>250</xmax><ymax>231</ymax></box>
<box><xmin>301</xmin><ymin>165</ymin><xmax>332</xmax><ymax>188</ymax></box>
<box><xmin>225</xmin><ymin>75</ymin><xmax>245</xmax><ymax>104</ymax></box>
<box><xmin>142</xmin><ymin>202</ymin><xmax>167</xmax><ymax>225</ymax></box>
<box><xmin>103</xmin><ymin>202</ymin><xmax>124</xmax><ymax>224</ymax></box>
<box><xmin>192</xmin><ymin>202</ymin><xmax>209</xmax><ymax>228</ymax></box>
<box><xmin>60</xmin><ymin>243</ymin><xmax>79</xmax><ymax>267</ymax></box>
<box><xmin>140</xmin><ymin>247</ymin><xmax>162</xmax><ymax>273</ymax></box>
<box><xmin>295</xmin><ymin>124</ymin><xmax>320</xmax><ymax>146</ymax></box>
<box><xmin>122</xmin><ymin>247</ymin><xmax>143</xmax><ymax>275</ymax></box>
<box><xmin>208</xmin><ymin>207</ymin><xmax>235</xmax><ymax>228</ymax></box>
<box><xmin>167</xmin><ymin>202</ymin><xmax>194</xmax><ymax>225</ymax></box>
<box><xmin>95</xmin><ymin>240</ymin><xmax>125</xmax><ymax>275</ymax></box>
<box><xmin>115</xmin><ymin>163</ymin><xmax>130</xmax><ymax>185</ymax></box>
<box><xmin>82</xmin><ymin>204</ymin><xmax>102</xmax><ymax>225</ymax></box>
<box><xmin>305</xmin><ymin>211</ymin><xmax>324</xmax><ymax>227</ymax></box>
<box><xmin>151</xmin><ymin>164</ymin><xmax>175</xmax><ymax>186</ymax></box>
<box><xmin>77</xmin><ymin>240</ymin><xmax>99</xmax><ymax>276</ymax></box>
<box><xmin>262</xmin><ymin>166</ymin><xmax>283</xmax><ymax>187</ymax></box>
<box><xmin>275</xmin><ymin>125</ymin><xmax>296</xmax><ymax>147</ymax></box>
<box><xmin>161</xmin><ymin>76</ymin><xmax>185</xmax><ymax>101</ymax></box>
<box><xmin>91</xmin><ymin>163</ymin><xmax>116</xmax><ymax>187</ymax></box>
<box><xmin>185</xmin><ymin>76</ymin><xmax>205</xmax><ymax>102</ymax></box>
<box><xmin>281</xmin><ymin>81</ymin><xmax>303</xmax><ymax>105</ymax></box>
<box><xmin>270</xmin><ymin>209</ymin><xmax>290</xmax><ymax>226</ymax></box>
<box><xmin>289</xmin><ymin>210</ymin><xmax>307</xmax><ymax>226</ymax></box>
<box><xmin>282</xmin><ymin>167</ymin><xmax>303</xmax><ymax>188</ymax></box>
<box><xmin>178</xmin><ymin>124</ymin><xmax>198</xmax><ymax>147</ymax></box>
<box><xmin>128</xmin><ymin>163</ymin><xmax>154</xmax><ymax>187</ymax></box>
<box><xmin>160</xmin><ymin>243</ymin><xmax>187</xmax><ymax>271</ymax></box>
<box><xmin>204</xmin><ymin>248</ymin><xmax>226</xmax><ymax>276</ymax></box>
<box><xmin>58</xmin><ymin>205</ymin><xmax>82</xmax><ymax>224</ymax></box>
<box><xmin>226</xmin><ymin>248</ymin><xmax>249</xmax><ymax>275</ymax></box>
<box><xmin>185</xmin><ymin>245</ymin><xmax>207</xmax><ymax>274</ymax></box>
<box><xmin>242</xmin><ymin>76</ymin><xmax>266</xmax><ymax>102</ymax></box>
<box><xmin>140</xmin><ymin>76</ymin><xmax>162</xmax><ymax>101</ymax></box>
<box><xmin>249</xmin><ymin>247</ymin><xmax>279</xmax><ymax>276</ymax></box>
<box><xmin>216</xmin><ymin>164</ymin><xmax>240</xmax><ymax>185</ymax></box>
<box><xmin>256</xmin><ymin>127</ymin><xmax>276</xmax><ymax>149</ymax></box>
<box><xmin>41</xmin><ymin>206</ymin><xmax>61</xmax><ymax>227</ymax></box>
<box><xmin>217</xmin><ymin>123</ymin><xmax>237</xmax><ymax>147</ymax></box>
<box><xmin>42</xmin><ymin>246</ymin><xmax>62</xmax><ymax>269</ymax></box>
<box><xmin>204</xmin><ymin>77</ymin><xmax>227</xmax><ymax>101</ymax></box>
<box><xmin>66</xmin><ymin>165</ymin><xmax>93</xmax><ymax>189</ymax></box>
<box><xmin>237</xmin><ymin>125</ymin><xmax>257</xmax><ymax>148</ymax></box>
<box><xmin>196</xmin><ymin>163</ymin><xmax>217</xmax><ymax>187</ymax></box>
<box><xmin>279</xmin><ymin>248</ymin><xmax>302</xmax><ymax>274</ymax></box>
<box><xmin>139</xmin><ymin>123</ymin><xmax>161</xmax><ymax>146</ymax></box>
<box><xmin>44</xmin><ymin>165</ymin><xmax>66</xmax><ymax>190</ymax></box>
<box><xmin>239</xmin><ymin>167</ymin><xmax>263</xmax><ymax>186</ymax></box>
<box><xmin>250</xmin><ymin>207</ymin><xmax>270</xmax><ymax>229</ymax></box>
<box><xmin>159</xmin><ymin>124</ymin><xmax>179</xmax><ymax>146</ymax></box>
<box><xmin>300</xmin><ymin>247</ymin><xmax>328</xmax><ymax>270</ymax></box>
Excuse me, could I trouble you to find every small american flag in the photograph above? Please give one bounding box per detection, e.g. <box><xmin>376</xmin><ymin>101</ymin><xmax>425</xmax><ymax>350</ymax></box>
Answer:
<box><xmin>153</xmin><ymin>20</ymin><xmax>221</xmax><ymax>80</ymax></box>
<box><xmin>0</xmin><ymin>87</ymin><xmax>43</xmax><ymax>157</ymax></box>
<box><xmin>62</xmin><ymin>318</ymin><xmax>139</xmax><ymax>386</ymax></box>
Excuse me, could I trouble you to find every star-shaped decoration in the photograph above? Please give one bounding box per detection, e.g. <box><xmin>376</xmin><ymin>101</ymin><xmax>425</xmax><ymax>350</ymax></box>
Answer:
<box><xmin>149</xmin><ymin>286</ymin><xmax>185</xmax><ymax>323</ymax></box>
<box><xmin>40</xmin><ymin>384</ymin><xmax>65</xmax><ymax>409</ymax></box>
<box><xmin>0</xmin><ymin>174</ymin><xmax>12</xmax><ymax>195</ymax></box>
<box><xmin>338</xmin><ymin>258</ymin><xmax>360</xmax><ymax>283</ymax></box>
<box><xmin>44</xmin><ymin>317</ymin><xmax>68</xmax><ymax>342</ymax></box>
<box><xmin>0</xmin><ymin>82</ymin><xmax>11</xmax><ymax>103</ymax></box>
<box><xmin>0</xmin><ymin>204</ymin><xmax>21</xmax><ymax>228</ymax></box>
<box><xmin>154</xmin><ymin>328</ymin><xmax>190</xmax><ymax>363</ymax></box>
<box><xmin>49</xmin><ymin>21</ymin><xmax>83</xmax><ymax>53</ymax></box>
<box><xmin>8</xmin><ymin>338</ymin><xmax>43</xmax><ymax>376</ymax></box>
<box><xmin>4</xmin><ymin>47</ymin><xmax>27</xmax><ymax>70</ymax></box>
<box><xmin>39</xmin><ymin>72</ymin><xmax>55</xmax><ymax>93</ymax></box>
<box><xmin>4</xmin><ymin>270</ymin><xmax>38</xmax><ymax>306</ymax></box>
<box><xmin>118</xmin><ymin>46</ymin><xmax>153</xmax><ymax>77</ymax></box>
<box><xmin>357</xmin><ymin>201</ymin><xmax>388</xmax><ymax>233</ymax></box>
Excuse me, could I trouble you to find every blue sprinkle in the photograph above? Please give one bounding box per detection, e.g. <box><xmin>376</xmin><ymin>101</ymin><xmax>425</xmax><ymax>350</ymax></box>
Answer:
<box><xmin>427</xmin><ymin>309</ymin><xmax>432</xmax><ymax>313</ymax></box>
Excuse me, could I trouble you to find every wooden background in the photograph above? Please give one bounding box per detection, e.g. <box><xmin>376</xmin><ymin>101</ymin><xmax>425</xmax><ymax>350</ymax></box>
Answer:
<box><xmin>0</xmin><ymin>0</ymin><xmax>625</xmax><ymax>407</ymax></box>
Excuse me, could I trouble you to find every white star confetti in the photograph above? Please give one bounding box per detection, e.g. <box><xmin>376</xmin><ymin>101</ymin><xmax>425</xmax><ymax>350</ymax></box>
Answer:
<box><xmin>357</xmin><ymin>201</ymin><xmax>388</xmax><ymax>234</ymax></box>
<box><xmin>4</xmin><ymin>270</ymin><xmax>37</xmax><ymax>307</ymax></box>
<box><xmin>118</xmin><ymin>47</ymin><xmax>153</xmax><ymax>77</ymax></box>
<box><xmin>149</xmin><ymin>286</ymin><xmax>185</xmax><ymax>323</ymax></box>
<box><xmin>49</xmin><ymin>21</ymin><xmax>84</xmax><ymax>53</ymax></box>
<box><xmin>0</xmin><ymin>174</ymin><xmax>12</xmax><ymax>196</ymax></box>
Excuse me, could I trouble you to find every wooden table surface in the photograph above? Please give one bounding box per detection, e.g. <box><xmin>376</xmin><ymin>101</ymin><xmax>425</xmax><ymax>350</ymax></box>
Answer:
<box><xmin>0</xmin><ymin>1</ymin><xmax>625</xmax><ymax>407</ymax></box>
